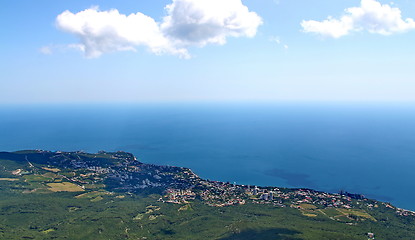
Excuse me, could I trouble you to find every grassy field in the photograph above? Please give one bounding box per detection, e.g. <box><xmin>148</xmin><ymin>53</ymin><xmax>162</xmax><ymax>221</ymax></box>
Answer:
<box><xmin>337</xmin><ymin>208</ymin><xmax>377</xmax><ymax>221</ymax></box>
<box><xmin>46</xmin><ymin>182</ymin><xmax>85</xmax><ymax>192</ymax></box>
<box><xmin>0</xmin><ymin>178</ymin><xmax>19</xmax><ymax>181</ymax></box>
<box><xmin>42</xmin><ymin>167</ymin><xmax>61</xmax><ymax>173</ymax></box>
<box><xmin>75</xmin><ymin>191</ymin><xmax>109</xmax><ymax>199</ymax></box>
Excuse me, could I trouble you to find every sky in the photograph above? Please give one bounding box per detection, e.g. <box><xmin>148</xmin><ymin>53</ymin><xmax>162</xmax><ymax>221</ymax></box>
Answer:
<box><xmin>1</xmin><ymin>0</ymin><xmax>415</xmax><ymax>104</ymax></box>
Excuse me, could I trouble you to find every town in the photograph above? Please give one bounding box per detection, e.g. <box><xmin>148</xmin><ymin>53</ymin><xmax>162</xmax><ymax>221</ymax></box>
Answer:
<box><xmin>5</xmin><ymin>150</ymin><xmax>415</xmax><ymax>220</ymax></box>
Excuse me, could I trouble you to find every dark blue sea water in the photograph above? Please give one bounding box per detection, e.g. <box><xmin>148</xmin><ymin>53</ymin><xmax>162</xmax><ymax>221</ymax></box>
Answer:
<box><xmin>1</xmin><ymin>103</ymin><xmax>415</xmax><ymax>210</ymax></box>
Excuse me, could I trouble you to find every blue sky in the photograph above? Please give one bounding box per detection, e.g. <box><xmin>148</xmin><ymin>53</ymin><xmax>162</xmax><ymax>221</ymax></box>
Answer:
<box><xmin>1</xmin><ymin>0</ymin><xmax>415</xmax><ymax>103</ymax></box>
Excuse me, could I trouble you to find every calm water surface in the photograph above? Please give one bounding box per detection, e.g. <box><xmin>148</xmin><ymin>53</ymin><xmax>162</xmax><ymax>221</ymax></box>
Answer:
<box><xmin>1</xmin><ymin>103</ymin><xmax>415</xmax><ymax>210</ymax></box>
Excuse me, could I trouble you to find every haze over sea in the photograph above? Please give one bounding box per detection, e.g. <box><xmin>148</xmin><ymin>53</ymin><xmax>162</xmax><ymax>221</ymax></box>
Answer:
<box><xmin>1</xmin><ymin>103</ymin><xmax>414</xmax><ymax>210</ymax></box>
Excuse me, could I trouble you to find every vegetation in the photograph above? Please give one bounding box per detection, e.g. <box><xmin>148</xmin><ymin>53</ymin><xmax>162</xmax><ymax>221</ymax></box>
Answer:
<box><xmin>0</xmin><ymin>150</ymin><xmax>414</xmax><ymax>239</ymax></box>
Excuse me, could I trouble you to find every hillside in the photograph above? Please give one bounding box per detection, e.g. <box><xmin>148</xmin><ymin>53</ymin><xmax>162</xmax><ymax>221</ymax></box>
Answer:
<box><xmin>0</xmin><ymin>150</ymin><xmax>414</xmax><ymax>239</ymax></box>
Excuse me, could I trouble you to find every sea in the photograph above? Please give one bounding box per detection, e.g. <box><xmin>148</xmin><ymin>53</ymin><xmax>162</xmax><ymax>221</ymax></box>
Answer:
<box><xmin>1</xmin><ymin>102</ymin><xmax>415</xmax><ymax>210</ymax></box>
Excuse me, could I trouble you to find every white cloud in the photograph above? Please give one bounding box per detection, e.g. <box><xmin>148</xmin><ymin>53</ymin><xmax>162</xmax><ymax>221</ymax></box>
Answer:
<box><xmin>39</xmin><ymin>46</ymin><xmax>53</xmax><ymax>55</ymax></box>
<box><xmin>162</xmin><ymin>0</ymin><xmax>262</xmax><ymax>47</ymax></box>
<box><xmin>56</xmin><ymin>7</ymin><xmax>189</xmax><ymax>58</ymax></box>
<box><xmin>301</xmin><ymin>0</ymin><xmax>415</xmax><ymax>38</ymax></box>
<box><xmin>301</xmin><ymin>17</ymin><xmax>353</xmax><ymax>39</ymax></box>
<box><xmin>55</xmin><ymin>0</ymin><xmax>262</xmax><ymax>58</ymax></box>
<box><xmin>39</xmin><ymin>44</ymin><xmax>87</xmax><ymax>55</ymax></box>
<box><xmin>269</xmin><ymin>36</ymin><xmax>289</xmax><ymax>50</ymax></box>
<box><xmin>269</xmin><ymin>36</ymin><xmax>281</xmax><ymax>44</ymax></box>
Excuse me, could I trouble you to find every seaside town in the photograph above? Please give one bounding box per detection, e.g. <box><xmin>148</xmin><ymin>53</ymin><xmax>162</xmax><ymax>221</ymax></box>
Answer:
<box><xmin>4</xmin><ymin>150</ymin><xmax>415</xmax><ymax>221</ymax></box>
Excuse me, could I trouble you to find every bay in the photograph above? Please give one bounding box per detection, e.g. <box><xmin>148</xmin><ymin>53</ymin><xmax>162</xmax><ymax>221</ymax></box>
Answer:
<box><xmin>1</xmin><ymin>102</ymin><xmax>414</xmax><ymax>210</ymax></box>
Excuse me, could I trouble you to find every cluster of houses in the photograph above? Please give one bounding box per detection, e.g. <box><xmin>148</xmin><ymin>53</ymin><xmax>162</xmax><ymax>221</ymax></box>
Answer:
<box><xmin>162</xmin><ymin>189</ymin><xmax>196</xmax><ymax>204</ymax></box>
<box><xmin>40</xmin><ymin>152</ymin><xmax>187</xmax><ymax>192</ymax></box>
<box><xmin>395</xmin><ymin>207</ymin><xmax>415</xmax><ymax>217</ymax></box>
<box><xmin>382</xmin><ymin>202</ymin><xmax>415</xmax><ymax>217</ymax></box>
<box><xmin>198</xmin><ymin>184</ymin><xmax>246</xmax><ymax>207</ymax></box>
<box><xmin>245</xmin><ymin>186</ymin><xmax>356</xmax><ymax>209</ymax></box>
<box><xmin>161</xmin><ymin>179</ymin><xmax>247</xmax><ymax>207</ymax></box>
<box><xmin>19</xmin><ymin>150</ymin><xmax>415</xmax><ymax>219</ymax></box>
<box><xmin>161</xmin><ymin>182</ymin><xmax>382</xmax><ymax>213</ymax></box>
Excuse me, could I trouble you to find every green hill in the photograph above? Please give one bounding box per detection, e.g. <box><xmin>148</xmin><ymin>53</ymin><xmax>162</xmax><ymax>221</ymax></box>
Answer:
<box><xmin>0</xmin><ymin>150</ymin><xmax>414</xmax><ymax>239</ymax></box>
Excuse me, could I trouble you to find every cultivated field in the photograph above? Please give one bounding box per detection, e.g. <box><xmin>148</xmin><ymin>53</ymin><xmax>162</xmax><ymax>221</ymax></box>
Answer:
<box><xmin>47</xmin><ymin>182</ymin><xmax>85</xmax><ymax>192</ymax></box>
